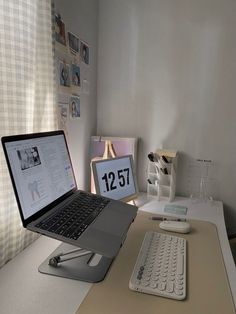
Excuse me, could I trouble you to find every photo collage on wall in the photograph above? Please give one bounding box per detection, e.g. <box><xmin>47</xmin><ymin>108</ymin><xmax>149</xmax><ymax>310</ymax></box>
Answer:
<box><xmin>55</xmin><ymin>13</ymin><xmax>90</xmax><ymax>131</ymax></box>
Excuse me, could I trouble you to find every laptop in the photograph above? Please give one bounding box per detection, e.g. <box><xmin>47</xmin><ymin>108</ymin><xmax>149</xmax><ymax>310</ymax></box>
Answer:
<box><xmin>1</xmin><ymin>130</ymin><xmax>138</xmax><ymax>258</ymax></box>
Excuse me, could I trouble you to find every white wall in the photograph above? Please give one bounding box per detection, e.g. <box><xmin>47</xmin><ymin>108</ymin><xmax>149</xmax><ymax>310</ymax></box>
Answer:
<box><xmin>97</xmin><ymin>0</ymin><xmax>236</xmax><ymax>233</ymax></box>
<box><xmin>53</xmin><ymin>0</ymin><xmax>98</xmax><ymax>190</ymax></box>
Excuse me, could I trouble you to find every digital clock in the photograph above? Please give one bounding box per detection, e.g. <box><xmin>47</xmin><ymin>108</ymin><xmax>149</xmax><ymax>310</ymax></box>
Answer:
<box><xmin>91</xmin><ymin>155</ymin><xmax>138</xmax><ymax>202</ymax></box>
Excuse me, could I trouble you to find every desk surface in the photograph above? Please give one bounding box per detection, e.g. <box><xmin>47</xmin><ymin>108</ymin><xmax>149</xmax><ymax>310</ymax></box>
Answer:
<box><xmin>139</xmin><ymin>195</ymin><xmax>236</xmax><ymax>304</ymax></box>
<box><xmin>0</xmin><ymin>195</ymin><xmax>235</xmax><ymax>314</ymax></box>
<box><xmin>77</xmin><ymin>211</ymin><xmax>235</xmax><ymax>314</ymax></box>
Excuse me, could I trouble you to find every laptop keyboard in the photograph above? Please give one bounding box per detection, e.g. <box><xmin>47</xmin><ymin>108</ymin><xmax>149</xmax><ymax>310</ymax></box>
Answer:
<box><xmin>35</xmin><ymin>192</ymin><xmax>110</xmax><ymax>240</ymax></box>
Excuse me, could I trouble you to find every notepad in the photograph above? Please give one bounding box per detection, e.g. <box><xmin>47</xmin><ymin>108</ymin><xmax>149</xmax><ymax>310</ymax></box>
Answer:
<box><xmin>164</xmin><ymin>204</ymin><xmax>188</xmax><ymax>215</ymax></box>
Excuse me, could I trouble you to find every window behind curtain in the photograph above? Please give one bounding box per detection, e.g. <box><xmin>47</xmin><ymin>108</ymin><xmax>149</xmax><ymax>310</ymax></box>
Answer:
<box><xmin>0</xmin><ymin>0</ymin><xmax>57</xmax><ymax>268</ymax></box>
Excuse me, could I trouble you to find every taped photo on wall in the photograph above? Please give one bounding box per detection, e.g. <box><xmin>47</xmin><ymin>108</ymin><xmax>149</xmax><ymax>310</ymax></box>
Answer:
<box><xmin>71</xmin><ymin>64</ymin><xmax>80</xmax><ymax>87</ymax></box>
<box><xmin>80</xmin><ymin>41</ymin><xmax>89</xmax><ymax>65</ymax></box>
<box><xmin>68</xmin><ymin>32</ymin><xmax>79</xmax><ymax>53</ymax></box>
<box><xmin>55</xmin><ymin>14</ymin><xmax>66</xmax><ymax>46</ymax></box>
<box><xmin>59</xmin><ymin>60</ymin><xmax>70</xmax><ymax>87</ymax></box>
<box><xmin>69</xmin><ymin>95</ymin><xmax>80</xmax><ymax>119</ymax></box>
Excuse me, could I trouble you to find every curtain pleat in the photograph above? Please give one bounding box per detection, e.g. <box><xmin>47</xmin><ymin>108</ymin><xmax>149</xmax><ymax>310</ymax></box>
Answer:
<box><xmin>0</xmin><ymin>0</ymin><xmax>57</xmax><ymax>268</ymax></box>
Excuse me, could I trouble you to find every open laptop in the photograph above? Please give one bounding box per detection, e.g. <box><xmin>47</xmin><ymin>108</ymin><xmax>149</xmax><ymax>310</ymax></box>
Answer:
<box><xmin>1</xmin><ymin>130</ymin><xmax>138</xmax><ymax>258</ymax></box>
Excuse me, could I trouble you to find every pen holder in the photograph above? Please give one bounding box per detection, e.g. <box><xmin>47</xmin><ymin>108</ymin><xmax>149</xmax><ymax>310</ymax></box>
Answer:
<box><xmin>147</xmin><ymin>149</ymin><xmax>177</xmax><ymax>202</ymax></box>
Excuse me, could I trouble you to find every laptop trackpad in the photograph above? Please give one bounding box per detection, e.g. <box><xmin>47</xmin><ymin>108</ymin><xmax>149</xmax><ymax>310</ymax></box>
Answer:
<box><xmin>92</xmin><ymin>210</ymin><xmax>129</xmax><ymax>236</ymax></box>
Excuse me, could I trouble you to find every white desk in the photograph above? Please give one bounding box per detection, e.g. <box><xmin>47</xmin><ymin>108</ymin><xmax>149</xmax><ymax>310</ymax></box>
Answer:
<box><xmin>0</xmin><ymin>195</ymin><xmax>235</xmax><ymax>314</ymax></box>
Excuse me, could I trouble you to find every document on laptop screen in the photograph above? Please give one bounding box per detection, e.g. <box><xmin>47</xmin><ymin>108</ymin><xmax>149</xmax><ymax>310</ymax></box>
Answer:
<box><xmin>5</xmin><ymin>134</ymin><xmax>76</xmax><ymax>219</ymax></box>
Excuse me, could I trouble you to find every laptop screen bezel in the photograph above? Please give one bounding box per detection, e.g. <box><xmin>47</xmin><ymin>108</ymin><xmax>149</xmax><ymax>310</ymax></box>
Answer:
<box><xmin>91</xmin><ymin>154</ymin><xmax>139</xmax><ymax>202</ymax></box>
<box><xmin>1</xmin><ymin>130</ymin><xmax>77</xmax><ymax>227</ymax></box>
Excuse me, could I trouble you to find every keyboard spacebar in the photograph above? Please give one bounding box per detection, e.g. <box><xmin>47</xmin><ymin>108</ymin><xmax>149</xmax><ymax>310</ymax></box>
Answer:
<box><xmin>177</xmin><ymin>254</ymin><xmax>184</xmax><ymax>275</ymax></box>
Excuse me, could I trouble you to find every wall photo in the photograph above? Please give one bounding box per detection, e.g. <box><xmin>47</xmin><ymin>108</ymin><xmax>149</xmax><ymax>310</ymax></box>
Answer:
<box><xmin>58</xmin><ymin>102</ymin><xmax>68</xmax><ymax>128</ymax></box>
<box><xmin>80</xmin><ymin>41</ymin><xmax>89</xmax><ymax>65</ymax></box>
<box><xmin>59</xmin><ymin>61</ymin><xmax>70</xmax><ymax>87</ymax></box>
<box><xmin>68</xmin><ymin>32</ymin><xmax>79</xmax><ymax>53</ymax></box>
<box><xmin>69</xmin><ymin>95</ymin><xmax>80</xmax><ymax>118</ymax></box>
<box><xmin>71</xmin><ymin>64</ymin><xmax>80</xmax><ymax>86</ymax></box>
<box><xmin>55</xmin><ymin>14</ymin><xmax>66</xmax><ymax>46</ymax></box>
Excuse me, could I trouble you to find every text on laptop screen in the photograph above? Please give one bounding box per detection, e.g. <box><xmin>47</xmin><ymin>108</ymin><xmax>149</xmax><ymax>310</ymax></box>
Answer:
<box><xmin>5</xmin><ymin>134</ymin><xmax>76</xmax><ymax>219</ymax></box>
<box><xmin>92</xmin><ymin>155</ymin><xmax>138</xmax><ymax>202</ymax></box>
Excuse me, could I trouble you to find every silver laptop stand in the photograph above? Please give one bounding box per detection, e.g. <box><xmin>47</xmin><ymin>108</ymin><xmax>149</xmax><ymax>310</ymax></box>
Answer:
<box><xmin>38</xmin><ymin>242</ymin><xmax>113</xmax><ymax>282</ymax></box>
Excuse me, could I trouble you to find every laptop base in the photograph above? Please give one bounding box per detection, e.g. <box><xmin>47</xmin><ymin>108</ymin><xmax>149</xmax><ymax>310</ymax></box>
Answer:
<box><xmin>38</xmin><ymin>242</ymin><xmax>113</xmax><ymax>283</ymax></box>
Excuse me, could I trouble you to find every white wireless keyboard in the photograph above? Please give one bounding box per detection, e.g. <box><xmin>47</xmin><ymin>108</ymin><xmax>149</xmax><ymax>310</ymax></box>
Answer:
<box><xmin>129</xmin><ymin>231</ymin><xmax>186</xmax><ymax>300</ymax></box>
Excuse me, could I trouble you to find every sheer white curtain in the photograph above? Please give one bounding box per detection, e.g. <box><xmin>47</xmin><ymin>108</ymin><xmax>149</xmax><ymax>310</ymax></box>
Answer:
<box><xmin>0</xmin><ymin>0</ymin><xmax>57</xmax><ymax>268</ymax></box>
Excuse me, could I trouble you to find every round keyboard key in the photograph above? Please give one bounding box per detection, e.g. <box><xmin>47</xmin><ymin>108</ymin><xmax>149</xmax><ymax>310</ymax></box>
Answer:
<box><xmin>150</xmin><ymin>282</ymin><xmax>158</xmax><ymax>288</ymax></box>
<box><xmin>141</xmin><ymin>280</ymin><xmax>149</xmax><ymax>287</ymax></box>
<box><xmin>166</xmin><ymin>282</ymin><xmax>174</xmax><ymax>293</ymax></box>
<box><xmin>158</xmin><ymin>282</ymin><xmax>166</xmax><ymax>291</ymax></box>
<box><xmin>175</xmin><ymin>289</ymin><xmax>183</xmax><ymax>296</ymax></box>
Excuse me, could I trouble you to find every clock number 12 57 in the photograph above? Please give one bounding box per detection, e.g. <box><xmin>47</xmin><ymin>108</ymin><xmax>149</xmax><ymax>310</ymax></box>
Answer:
<box><xmin>101</xmin><ymin>168</ymin><xmax>130</xmax><ymax>192</ymax></box>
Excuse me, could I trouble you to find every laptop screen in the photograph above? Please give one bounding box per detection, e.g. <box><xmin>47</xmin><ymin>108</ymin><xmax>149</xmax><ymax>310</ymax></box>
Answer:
<box><xmin>4</xmin><ymin>133</ymin><xmax>76</xmax><ymax>219</ymax></box>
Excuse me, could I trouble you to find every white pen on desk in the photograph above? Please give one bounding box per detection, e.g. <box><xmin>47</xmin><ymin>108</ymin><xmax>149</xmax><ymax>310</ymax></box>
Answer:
<box><xmin>150</xmin><ymin>216</ymin><xmax>186</xmax><ymax>222</ymax></box>
<box><xmin>150</xmin><ymin>216</ymin><xmax>163</xmax><ymax>221</ymax></box>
